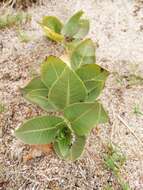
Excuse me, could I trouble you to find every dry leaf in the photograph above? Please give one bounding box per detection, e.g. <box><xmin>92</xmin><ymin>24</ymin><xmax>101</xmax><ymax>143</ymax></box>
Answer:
<box><xmin>23</xmin><ymin>144</ymin><xmax>53</xmax><ymax>162</ymax></box>
<box><xmin>32</xmin><ymin>144</ymin><xmax>53</xmax><ymax>154</ymax></box>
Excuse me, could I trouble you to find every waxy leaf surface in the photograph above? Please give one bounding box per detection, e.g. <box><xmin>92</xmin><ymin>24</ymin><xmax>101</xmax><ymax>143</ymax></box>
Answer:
<box><xmin>85</xmin><ymin>81</ymin><xmax>105</xmax><ymax>101</ymax></box>
<box><xmin>40</xmin><ymin>16</ymin><xmax>64</xmax><ymax>42</ymax></box>
<box><xmin>41</xmin><ymin>56</ymin><xmax>67</xmax><ymax>89</ymax></box>
<box><xmin>15</xmin><ymin>116</ymin><xmax>64</xmax><ymax>144</ymax></box>
<box><xmin>21</xmin><ymin>77</ymin><xmax>47</xmax><ymax>95</ymax></box>
<box><xmin>74</xmin><ymin>19</ymin><xmax>89</xmax><ymax>39</ymax></box>
<box><xmin>49</xmin><ymin>67</ymin><xmax>87</xmax><ymax>109</ymax></box>
<box><xmin>25</xmin><ymin>89</ymin><xmax>56</xmax><ymax>111</ymax></box>
<box><xmin>54</xmin><ymin>135</ymin><xmax>86</xmax><ymax>161</ymax></box>
<box><xmin>76</xmin><ymin>64</ymin><xmax>109</xmax><ymax>100</ymax></box>
<box><xmin>64</xmin><ymin>102</ymin><xmax>108</xmax><ymax>136</ymax></box>
<box><xmin>21</xmin><ymin>77</ymin><xmax>55</xmax><ymax>111</ymax></box>
<box><xmin>62</xmin><ymin>10</ymin><xmax>84</xmax><ymax>38</ymax></box>
<box><xmin>42</xmin><ymin>16</ymin><xmax>63</xmax><ymax>33</ymax></box>
<box><xmin>70</xmin><ymin>39</ymin><xmax>95</xmax><ymax>69</ymax></box>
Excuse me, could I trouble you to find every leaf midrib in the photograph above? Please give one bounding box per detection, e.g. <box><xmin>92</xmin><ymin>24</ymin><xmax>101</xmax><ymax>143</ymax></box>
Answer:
<box><xmin>66</xmin><ymin>76</ymin><xmax>70</xmax><ymax>106</ymax></box>
<box><xmin>87</xmin><ymin>81</ymin><xmax>104</xmax><ymax>93</ymax></box>
<box><xmin>51</xmin><ymin>62</ymin><xmax>59</xmax><ymax>78</ymax></box>
<box><xmin>17</xmin><ymin>121</ymin><xmax>64</xmax><ymax>134</ymax></box>
<box><xmin>71</xmin><ymin>104</ymin><xmax>96</xmax><ymax>123</ymax></box>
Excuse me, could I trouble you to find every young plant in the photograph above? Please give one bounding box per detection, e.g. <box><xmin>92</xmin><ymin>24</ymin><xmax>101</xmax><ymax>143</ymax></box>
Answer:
<box><xmin>14</xmin><ymin>12</ymin><xmax>109</xmax><ymax>161</ymax></box>
<box><xmin>18</xmin><ymin>30</ymin><xmax>31</xmax><ymax>43</ymax></box>
<box><xmin>39</xmin><ymin>10</ymin><xmax>89</xmax><ymax>43</ymax></box>
<box><xmin>0</xmin><ymin>103</ymin><xmax>5</xmax><ymax>113</ymax></box>
<box><xmin>0</xmin><ymin>12</ymin><xmax>31</xmax><ymax>29</ymax></box>
<box><xmin>104</xmin><ymin>143</ymin><xmax>131</xmax><ymax>190</ymax></box>
<box><xmin>133</xmin><ymin>104</ymin><xmax>143</xmax><ymax>116</ymax></box>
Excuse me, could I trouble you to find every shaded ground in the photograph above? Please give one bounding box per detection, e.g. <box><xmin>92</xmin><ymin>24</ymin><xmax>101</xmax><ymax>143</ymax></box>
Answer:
<box><xmin>0</xmin><ymin>0</ymin><xmax>143</xmax><ymax>189</ymax></box>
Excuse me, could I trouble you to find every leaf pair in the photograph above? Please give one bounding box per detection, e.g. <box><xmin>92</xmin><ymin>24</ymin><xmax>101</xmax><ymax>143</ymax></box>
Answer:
<box><xmin>22</xmin><ymin>56</ymin><xmax>88</xmax><ymax>111</ymax></box>
<box><xmin>39</xmin><ymin>11</ymin><xmax>89</xmax><ymax>42</ymax></box>
<box><xmin>22</xmin><ymin>47</ymin><xmax>109</xmax><ymax>110</ymax></box>
<box><xmin>15</xmin><ymin>101</ymin><xmax>108</xmax><ymax>160</ymax></box>
<box><xmin>41</xmin><ymin>55</ymin><xmax>87</xmax><ymax>109</ymax></box>
<box><xmin>65</xmin><ymin>38</ymin><xmax>109</xmax><ymax>100</ymax></box>
<box><xmin>15</xmin><ymin>115</ymin><xmax>86</xmax><ymax>161</ymax></box>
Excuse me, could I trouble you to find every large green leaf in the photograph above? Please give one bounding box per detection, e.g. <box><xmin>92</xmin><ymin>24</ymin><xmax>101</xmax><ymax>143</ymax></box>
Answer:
<box><xmin>48</xmin><ymin>67</ymin><xmax>87</xmax><ymax>109</ymax></box>
<box><xmin>76</xmin><ymin>64</ymin><xmax>109</xmax><ymax>100</ymax></box>
<box><xmin>21</xmin><ymin>77</ymin><xmax>48</xmax><ymax>95</ymax></box>
<box><xmin>15</xmin><ymin>116</ymin><xmax>64</xmax><ymax>144</ymax></box>
<box><xmin>70</xmin><ymin>39</ymin><xmax>95</xmax><ymax>69</ymax></box>
<box><xmin>74</xmin><ymin>19</ymin><xmax>89</xmax><ymax>39</ymax></box>
<box><xmin>21</xmin><ymin>77</ymin><xmax>56</xmax><ymax>111</ymax></box>
<box><xmin>39</xmin><ymin>16</ymin><xmax>64</xmax><ymax>42</ymax></box>
<box><xmin>42</xmin><ymin>16</ymin><xmax>63</xmax><ymax>33</ymax></box>
<box><xmin>61</xmin><ymin>10</ymin><xmax>84</xmax><ymax>38</ymax></box>
<box><xmin>54</xmin><ymin>134</ymin><xmax>86</xmax><ymax>161</ymax></box>
<box><xmin>41</xmin><ymin>56</ymin><xmax>67</xmax><ymax>89</ymax></box>
<box><xmin>64</xmin><ymin>102</ymin><xmax>109</xmax><ymax>136</ymax></box>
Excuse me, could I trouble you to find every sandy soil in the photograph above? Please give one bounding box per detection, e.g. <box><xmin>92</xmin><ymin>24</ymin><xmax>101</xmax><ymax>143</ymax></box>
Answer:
<box><xmin>0</xmin><ymin>0</ymin><xmax>143</xmax><ymax>189</ymax></box>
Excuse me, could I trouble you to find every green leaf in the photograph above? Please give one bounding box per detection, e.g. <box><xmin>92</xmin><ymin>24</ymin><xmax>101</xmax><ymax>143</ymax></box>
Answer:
<box><xmin>15</xmin><ymin>116</ymin><xmax>64</xmax><ymax>144</ymax></box>
<box><xmin>39</xmin><ymin>16</ymin><xmax>64</xmax><ymax>42</ymax></box>
<box><xmin>76</xmin><ymin>64</ymin><xmax>109</xmax><ymax>100</ymax></box>
<box><xmin>70</xmin><ymin>39</ymin><xmax>95</xmax><ymax>69</ymax></box>
<box><xmin>54</xmin><ymin>135</ymin><xmax>86</xmax><ymax>161</ymax></box>
<box><xmin>74</xmin><ymin>19</ymin><xmax>89</xmax><ymax>39</ymax></box>
<box><xmin>0</xmin><ymin>103</ymin><xmax>5</xmax><ymax>113</ymax></box>
<box><xmin>41</xmin><ymin>56</ymin><xmax>67</xmax><ymax>89</ymax></box>
<box><xmin>85</xmin><ymin>81</ymin><xmax>105</xmax><ymax>101</ymax></box>
<box><xmin>42</xmin><ymin>16</ymin><xmax>63</xmax><ymax>33</ymax></box>
<box><xmin>76</xmin><ymin>64</ymin><xmax>109</xmax><ymax>82</ymax></box>
<box><xmin>41</xmin><ymin>25</ymin><xmax>64</xmax><ymax>42</ymax></box>
<box><xmin>58</xmin><ymin>138</ymin><xmax>70</xmax><ymax>157</ymax></box>
<box><xmin>64</xmin><ymin>102</ymin><xmax>108</xmax><ymax>136</ymax></box>
<box><xmin>121</xmin><ymin>182</ymin><xmax>131</xmax><ymax>190</ymax></box>
<box><xmin>48</xmin><ymin>67</ymin><xmax>87</xmax><ymax>109</ymax></box>
<box><xmin>56</xmin><ymin>127</ymin><xmax>72</xmax><ymax>157</ymax></box>
<box><xmin>62</xmin><ymin>10</ymin><xmax>84</xmax><ymax>38</ymax></box>
<box><xmin>65</xmin><ymin>135</ymin><xmax>86</xmax><ymax>161</ymax></box>
<box><xmin>21</xmin><ymin>77</ymin><xmax>48</xmax><ymax>95</ymax></box>
<box><xmin>21</xmin><ymin>77</ymin><xmax>55</xmax><ymax>111</ymax></box>
<box><xmin>25</xmin><ymin>90</ymin><xmax>57</xmax><ymax>111</ymax></box>
<box><xmin>21</xmin><ymin>77</ymin><xmax>56</xmax><ymax>111</ymax></box>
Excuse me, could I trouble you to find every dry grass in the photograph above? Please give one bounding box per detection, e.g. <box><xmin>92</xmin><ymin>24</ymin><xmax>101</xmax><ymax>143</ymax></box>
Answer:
<box><xmin>0</xmin><ymin>11</ymin><xmax>31</xmax><ymax>29</ymax></box>
<box><xmin>0</xmin><ymin>0</ymin><xmax>43</xmax><ymax>9</ymax></box>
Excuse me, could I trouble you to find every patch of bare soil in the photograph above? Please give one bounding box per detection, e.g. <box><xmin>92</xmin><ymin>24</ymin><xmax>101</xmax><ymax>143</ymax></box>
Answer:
<box><xmin>0</xmin><ymin>0</ymin><xmax>143</xmax><ymax>189</ymax></box>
